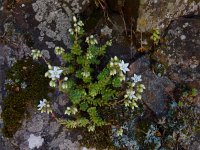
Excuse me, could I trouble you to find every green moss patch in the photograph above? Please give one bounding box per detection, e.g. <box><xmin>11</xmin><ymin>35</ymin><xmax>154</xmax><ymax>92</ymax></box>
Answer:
<box><xmin>2</xmin><ymin>58</ymin><xmax>50</xmax><ymax>137</ymax></box>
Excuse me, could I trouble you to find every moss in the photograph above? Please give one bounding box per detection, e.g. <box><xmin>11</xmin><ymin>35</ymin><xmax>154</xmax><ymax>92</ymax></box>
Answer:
<box><xmin>79</xmin><ymin>126</ymin><xmax>118</xmax><ymax>150</ymax></box>
<box><xmin>2</xmin><ymin>58</ymin><xmax>50</xmax><ymax>137</ymax></box>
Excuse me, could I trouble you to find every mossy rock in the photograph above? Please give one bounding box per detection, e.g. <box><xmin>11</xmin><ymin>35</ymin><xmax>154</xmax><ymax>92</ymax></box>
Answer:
<box><xmin>79</xmin><ymin>126</ymin><xmax>118</xmax><ymax>150</ymax></box>
<box><xmin>2</xmin><ymin>58</ymin><xmax>50</xmax><ymax>137</ymax></box>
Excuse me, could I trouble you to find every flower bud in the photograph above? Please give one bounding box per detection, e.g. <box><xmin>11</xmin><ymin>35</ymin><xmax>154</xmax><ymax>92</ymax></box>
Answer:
<box><xmin>73</xmin><ymin>16</ymin><xmax>77</xmax><ymax>22</ymax></box>
<box><xmin>110</xmin><ymin>62</ymin><xmax>114</xmax><ymax>67</ymax></box>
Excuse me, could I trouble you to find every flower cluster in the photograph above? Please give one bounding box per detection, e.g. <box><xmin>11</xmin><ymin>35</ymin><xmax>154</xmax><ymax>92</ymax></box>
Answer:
<box><xmin>45</xmin><ymin>66</ymin><xmax>63</xmax><ymax>80</ymax></box>
<box><xmin>119</xmin><ymin>60</ymin><xmax>130</xmax><ymax>74</ymax></box>
<box><xmin>55</xmin><ymin>47</ymin><xmax>65</xmax><ymax>55</ymax></box>
<box><xmin>124</xmin><ymin>74</ymin><xmax>145</xmax><ymax>109</ymax></box>
<box><xmin>61</xmin><ymin>77</ymin><xmax>68</xmax><ymax>89</ymax></box>
<box><xmin>68</xmin><ymin>16</ymin><xmax>84</xmax><ymax>35</ymax></box>
<box><xmin>31</xmin><ymin>17</ymin><xmax>146</xmax><ymax>134</ymax></box>
<box><xmin>109</xmin><ymin>56</ymin><xmax>130</xmax><ymax>82</ymax></box>
<box><xmin>31</xmin><ymin>49</ymin><xmax>42</xmax><ymax>60</ymax></box>
<box><xmin>65</xmin><ymin>106</ymin><xmax>78</xmax><ymax>115</ymax></box>
<box><xmin>44</xmin><ymin>66</ymin><xmax>63</xmax><ymax>87</ymax></box>
<box><xmin>37</xmin><ymin>99</ymin><xmax>52</xmax><ymax>114</ymax></box>
<box><xmin>86</xmin><ymin>35</ymin><xmax>98</xmax><ymax>45</ymax></box>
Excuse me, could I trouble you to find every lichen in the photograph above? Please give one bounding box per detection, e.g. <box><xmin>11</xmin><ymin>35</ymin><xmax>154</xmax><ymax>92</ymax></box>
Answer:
<box><xmin>137</xmin><ymin>0</ymin><xmax>200</xmax><ymax>32</ymax></box>
<box><xmin>32</xmin><ymin>0</ymin><xmax>90</xmax><ymax>48</ymax></box>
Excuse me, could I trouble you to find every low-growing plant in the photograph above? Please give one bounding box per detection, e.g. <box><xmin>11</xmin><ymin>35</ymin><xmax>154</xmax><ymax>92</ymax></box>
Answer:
<box><xmin>32</xmin><ymin>16</ymin><xmax>145</xmax><ymax>134</ymax></box>
<box><xmin>2</xmin><ymin>58</ymin><xmax>50</xmax><ymax>137</ymax></box>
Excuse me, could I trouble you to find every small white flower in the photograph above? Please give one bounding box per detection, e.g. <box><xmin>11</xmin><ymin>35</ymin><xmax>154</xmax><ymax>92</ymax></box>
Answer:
<box><xmin>119</xmin><ymin>60</ymin><xmax>130</xmax><ymax>74</ymax></box>
<box><xmin>37</xmin><ymin>99</ymin><xmax>47</xmax><ymax>110</ymax></box>
<box><xmin>131</xmin><ymin>74</ymin><xmax>142</xmax><ymax>83</ymax></box>
<box><xmin>21</xmin><ymin>82</ymin><xmax>27</xmax><ymax>89</ymax></box>
<box><xmin>126</xmin><ymin>90</ymin><xmax>136</xmax><ymax>99</ymax></box>
<box><xmin>37</xmin><ymin>99</ymin><xmax>52</xmax><ymax>114</ymax></box>
<box><xmin>49</xmin><ymin>66</ymin><xmax>63</xmax><ymax>79</ymax></box>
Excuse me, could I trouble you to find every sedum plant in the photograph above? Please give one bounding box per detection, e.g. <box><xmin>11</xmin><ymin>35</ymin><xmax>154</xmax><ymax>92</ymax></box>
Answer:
<box><xmin>31</xmin><ymin>16</ymin><xmax>145</xmax><ymax>133</ymax></box>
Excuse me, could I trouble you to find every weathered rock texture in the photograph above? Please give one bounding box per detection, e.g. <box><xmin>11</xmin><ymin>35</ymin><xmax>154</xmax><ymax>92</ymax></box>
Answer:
<box><xmin>137</xmin><ymin>0</ymin><xmax>200</xmax><ymax>32</ymax></box>
<box><xmin>163</xmin><ymin>16</ymin><xmax>200</xmax><ymax>87</ymax></box>
<box><xmin>0</xmin><ymin>0</ymin><xmax>200</xmax><ymax>149</ymax></box>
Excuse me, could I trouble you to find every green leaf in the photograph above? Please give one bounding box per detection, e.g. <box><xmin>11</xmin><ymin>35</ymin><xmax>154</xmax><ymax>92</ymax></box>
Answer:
<box><xmin>191</xmin><ymin>88</ymin><xmax>198</xmax><ymax>97</ymax></box>
<box><xmin>112</xmin><ymin>77</ymin><xmax>122</xmax><ymax>87</ymax></box>
<box><xmin>69</xmin><ymin>89</ymin><xmax>82</xmax><ymax>104</ymax></box>
<box><xmin>97</xmin><ymin>68</ymin><xmax>109</xmax><ymax>81</ymax></box>
<box><xmin>79</xmin><ymin>102</ymin><xmax>89</xmax><ymax>111</ymax></box>
<box><xmin>71</xmin><ymin>43</ymin><xmax>82</xmax><ymax>55</ymax></box>
<box><xmin>62</xmin><ymin>53</ymin><xmax>73</xmax><ymax>63</ymax></box>
<box><xmin>101</xmin><ymin>88</ymin><xmax>115</xmax><ymax>101</ymax></box>
<box><xmin>178</xmin><ymin>101</ymin><xmax>183</xmax><ymax>107</ymax></box>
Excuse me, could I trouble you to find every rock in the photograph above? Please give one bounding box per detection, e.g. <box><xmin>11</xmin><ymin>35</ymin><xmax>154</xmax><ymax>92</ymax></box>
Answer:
<box><xmin>163</xmin><ymin>16</ymin><xmax>200</xmax><ymax>88</ymax></box>
<box><xmin>11</xmin><ymin>111</ymin><xmax>49</xmax><ymax>149</ymax></box>
<box><xmin>10</xmin><ymin>0</ymin><xmax>91</xmax><ymax>51</ymax></box>
<box><xmin>106</xmin><ymin>0</ymin><xmax>140</xmax><ymax>29</ymax></box>
<box><xmin>137</xmin><ymin>0</ymin><xmax>200</xmax><ymax>32</ymax></box>
<box><xmin>49</xmin><ymin>131</ymin><xmax>80</xmax><ymax>150</ymax></box>
<box><xmin>27</xmin><ymin>114</ymin><xmax>46</xmax><ymax>133</ymax></box>
<box><xmin>129</xmin><ymin>56</ymin><xmax>175</xmax><ymax>115</ymax></box>
<box><xmin>57</xmin><ymin>94</ymin><xmax>68</xmax><ymax>107</ymax></box>
<box><xmin>48</xmin><ymin>121</ymin><xmax>61</xmax><ymax>137</ymax></box>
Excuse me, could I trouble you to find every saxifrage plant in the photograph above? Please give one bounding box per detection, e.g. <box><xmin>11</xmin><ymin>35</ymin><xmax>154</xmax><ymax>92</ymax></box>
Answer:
<box><xmin>31</xmin><ymin>16</ymin><xmax>145</xmax><ymax>134</ymax></box>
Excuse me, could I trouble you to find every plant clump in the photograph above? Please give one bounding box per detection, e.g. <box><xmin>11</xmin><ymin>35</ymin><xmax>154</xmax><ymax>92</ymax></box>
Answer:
<box><xmin>31</xmin><ymin>16</ymin><xmax>145</xmax><ymax>139</ymax></box>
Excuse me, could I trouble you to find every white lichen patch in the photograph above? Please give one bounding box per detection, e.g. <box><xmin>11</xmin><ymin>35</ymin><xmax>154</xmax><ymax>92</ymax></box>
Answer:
<box><xmin>41</xmin><ymin>50</ymin><xmax>50</xmax><ymax>59</ymax></box>
<box><xmin>32</xmin><ymin>0</ymin><xmax>90</xmax><ymax>48</ymax></box>
<box><xmin>28</xmin><ymin>134</ymin><xmax>44</xmax><ymax>149</ymax></box>
<box><xmin>180</xmin><ymin>35</ymin><xmax>186</xmax><ymax>40</ymax></box>
<box><xmin>183</xmin><ymin>22</ymin><xmax>189</xmax><ymax>28</ymax></box>
<box><xmin>101</xmin><ymin>25</ymin><xmax>113</xmax><ymax>37</ymax></box>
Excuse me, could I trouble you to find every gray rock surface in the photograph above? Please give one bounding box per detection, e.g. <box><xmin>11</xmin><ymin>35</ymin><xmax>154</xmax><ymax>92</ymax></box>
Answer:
<box><xmin>163</xmin><ymin>16</ymin><xmax>200</xmax><ymax>87</ymax></box>
<box><xmin>129</xmin><ymin>56</ymin><xmax>175</xmax><ymax>115</ymax></box>
<box><xmin>137</xmin><ymin>0</ymin><xmax>200</xmax><ymax>32</ymax></box>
